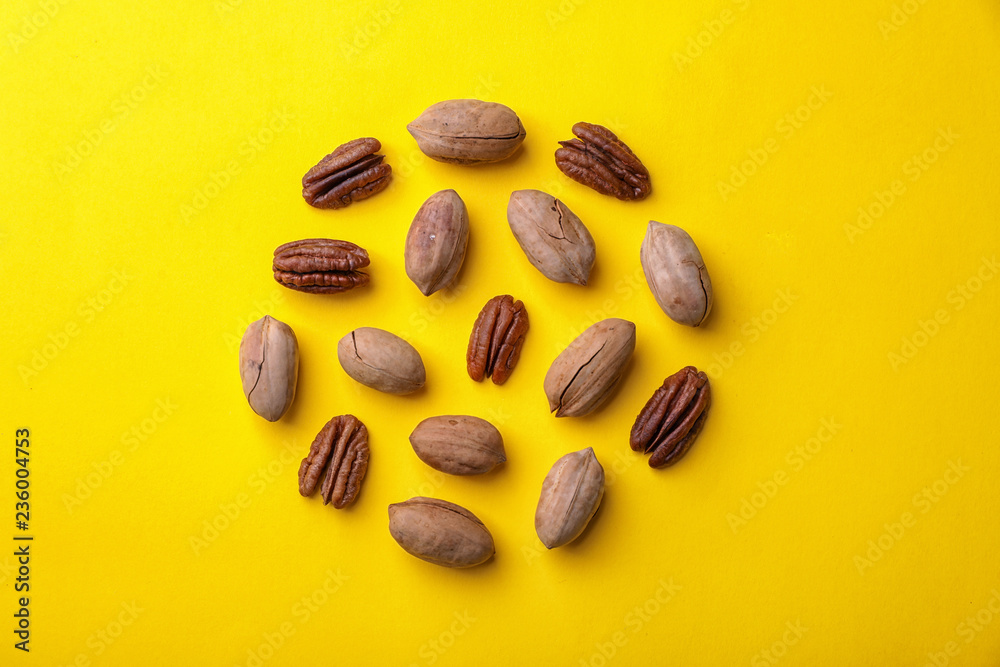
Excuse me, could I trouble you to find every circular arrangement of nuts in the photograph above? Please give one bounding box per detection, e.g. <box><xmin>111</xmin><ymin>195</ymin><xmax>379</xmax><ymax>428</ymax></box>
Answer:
<box><xmin>237</xmin><ymin>98</ymin><xmax>716</xmax><ymax>568</ymax></box>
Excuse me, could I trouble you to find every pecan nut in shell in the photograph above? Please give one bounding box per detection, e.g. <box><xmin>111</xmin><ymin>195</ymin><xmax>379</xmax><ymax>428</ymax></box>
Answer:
<box><xmin>630</xmin><ymin>366</ymin><xmax>711</xmax><ymax>468</ymax></box>
<box><xmin>408</xmin><ymin>415</ymin><xmax>505</xmax><ymax>476</ymax></box>
<box><xmin>388</xmin><ymin>497</ymin><xmax>495</xmax><ymax>568</ymax></box>
<box><xmin>506</xmin><ymin>190</ymin><xmax>596</xmax><ymax>285</ymax></box>
<box><xmin>407</xmin><ymin>99</ymin><xmax>525</xmax><ymax>164</ymax></box>
<box><xmin>535</xmin><ymin>447</ymin><xmax>605</xmax><ymax>549</ymax></box>
<box><xmin>238</xmin><ymin>315</ymin><xmax>298</xmax><ymax>422</ymax></box>
<box><xmin>298</xmin><ymin>415</ymin><xmax>370</xmax><ymax>508</ymax></box>
<box><xmin>543</xmin><ymin>318</ymin><xmax>636</xmax><ymax>418</ymax></box>
<box><xmin>404</xmin><ymin>189</ymin><xmax>469</xmax><ymax>296</ymax></box>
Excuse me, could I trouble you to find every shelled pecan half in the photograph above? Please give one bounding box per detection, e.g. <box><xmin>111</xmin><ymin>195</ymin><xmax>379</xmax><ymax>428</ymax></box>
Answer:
<box><xmin>302</xmin><ymin>137</ymin><xmax>391</xmax><ymax>209</ymax></box>
<box><xmin>466</xmin><ymin>295</ymin><xmax>529</xmax><ymax>385</ymax></box>
<box><xmin>554</xmin><ymin>122</ymin><xmax>651</xmax><ymax>201</ymax></box>
<box><xmin>299</xmin><ymin>415</ymin><xmax>370</xmax><ymax>509</ymax></box>
<box><xmin>272</xmin><ymin>238</ymin><xmax>369</xmax><ymax>293</ymax></box>
<box><xmin>630</xmin><ymin>366</ymin><xmax>711</xmax><ymax>468</ymax></box>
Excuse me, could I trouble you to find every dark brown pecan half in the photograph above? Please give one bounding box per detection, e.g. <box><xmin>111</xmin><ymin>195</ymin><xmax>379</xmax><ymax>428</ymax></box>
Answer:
<box><xmin>466</xmin><ymin>295</ymin><xmax>528</xmax><ymax>385</ymax></box>
<box><xmin>554</xmin><ymin>122</ymin><xmax>651</xmax><ymax>201</ymax></box>
<box><xmin>630</xmin><ymin>366</ymin><xmax>711</xmax><ymax>468</ymax></box>
<box><xmin>299</xmin><ymin>415</ymin><xmax>370</xmax><ymax>509</ymax></box>
<box><xmin>302</xmin><ymin>137</ymin><xmax>392</xmax><ymax>209</ymax></box>
<box><xmin>273</xmin><ymin>238</ymin><xmax>370</xmax><ymax>293</ymax></box>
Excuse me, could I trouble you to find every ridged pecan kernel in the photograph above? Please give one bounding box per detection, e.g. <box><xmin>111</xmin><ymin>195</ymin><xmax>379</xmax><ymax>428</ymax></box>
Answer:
<box><xmin>302</xmin><ymin>137</ymin><xmax>391</xmax><ymax>209</ymax></box>
<box><xmin>272</xmin><ymin>238</ymin><xmax>370</xmax><ymax>294</ymax></box>
<box><xmin>630</xmin><ymin>366</ymin><xmax>711</xmax><ymax>468</ymax></box>
<box><xmin>466</xmin><ymin>295</ymin><xmax>528</xmax><ymax>385</ymax></box>
<box><xmin>555</xmin><ymin>122</ymin><xmax>651</xmax><ymax>201</ymax></box>
<box><xmin>299</xmin><ymin>415</ymin><xmax>370</xmax><ymax>509</ymax></box>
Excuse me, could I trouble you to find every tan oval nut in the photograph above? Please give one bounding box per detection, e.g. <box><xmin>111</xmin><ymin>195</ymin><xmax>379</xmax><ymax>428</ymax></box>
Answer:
<box><xmin>388</xmin><ymin>497</ymin><xmax>495</xmax><ymax>568</ymax></box>
<box><xmin>543</xmin><ymin>318</ymin><xmax>636</xmax><ymax>417</ymax></box>
<box><xmin>409</xmin><ymin>415</ymin><xmax>505</xmax><ymax>475</ymax></box>
<box><xmin>535</xmin><ymin>448</ymin><xmax>605</xmax><ymax>549</ymax></box>
<box><xmin>507</xmin><ymin>190</ymin><xmax>595</xmax><ymax>285</ymax></box>
<box><xmin>404</xmin><ymin>189</ymin><xmax>470</xmax><ymax>296</ymax></box>
<box><xmin>238</xmin><ymin>315</ymin><xmax>298</xmax><ymax>422</ymax></box>
<box><xmin>407</xmin><ymin>99</ymin><xmax>526</xmax><ymax>164</ymax></box>
<box><xmin>337</xmin><ymin>327</ymin><xmax>426</xmax><ymax>395</ymax></box>
<box><xmin>640</xmin><ymin>221</ymin><xmax>713</xmax><ymax>327</ymax></box>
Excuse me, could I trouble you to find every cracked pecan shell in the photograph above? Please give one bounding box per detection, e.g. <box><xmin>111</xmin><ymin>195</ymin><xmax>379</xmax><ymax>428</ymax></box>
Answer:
<box><xmin>272</xmin><ymin>239</ymin><xmax>370</xmax><ymax>294</ymax></box>
<box><xmin>630</xmin><ymin>366</ymin><xmax>711</xmax><ymax>468</ymax></box>
<box><xmin>507</xmin><ymin>190</ymin><xmax>595</xmax><ymax>285</ymax></box>
<box><xmin>302</xmin><ymin>137</ymin><xmax>391</xmax><ymax>209</ymax></box>
<box><xmin>337</xmin><ymin>327</ymin><xmax>426</xmax><ymax>395</ymax></box>
<box><xmin>640</xmin><ymin>221</ymin><xmax>713</xmax><ymax>327</ymax></box>
<box><xmin>543</xmin><ymin>318</ymin><xmax>636</xmax><ymax>418</ymax></box>
<box><xmin>555</xmin><ymin>122</ymin><xmax>651</xmax><ymax>201</ymax></box>
<box><xmin>299</xmin><ymin>415</ymin><xmax>370</xmax><ymax>508</ymax></box>
<box><xmin>466</xmin><ymin>295</ymin><xmax>529</xmax><ymax>385</ymax></box>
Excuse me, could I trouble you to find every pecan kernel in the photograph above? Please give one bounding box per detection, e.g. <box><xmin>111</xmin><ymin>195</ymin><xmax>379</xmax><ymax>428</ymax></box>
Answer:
<box><xmin>466</xmin><ymin>295</ymin><xmax>529</xmax><ymax>385</ymax></box>
<box><xmin>272</xmin><ymin>238</ymin><xmax>370</xmax><ymax>294</ymax></box>
<box><xmin>302</xmin><ymin>137</ymin><xmax>391</xmax><ymax>209</ymax></box>
<box><xmin>554</xmin><ymin>122</ymin><xmax>651</xmax><ymax>201</ymax></box>
<box><xmin>298</xmin><ymin>415</ymin><xmax>370</xmax><ymax>509</ymax></box>
<box><xmin>630</xmin><ymin>366</ymin><xmax>711</xmax><ymax>468</ymax></box>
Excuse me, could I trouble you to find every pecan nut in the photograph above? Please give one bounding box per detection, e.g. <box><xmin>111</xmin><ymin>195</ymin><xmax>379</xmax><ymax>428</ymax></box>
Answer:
<box><xmin>640</xmin><ymin>221</ymin><xmax>713</xmax><ymax>327</ymax></box>
<box><xmin>273</xmin><ymin>238</ymin><xmax>370</xmax><ymax>293</ymax></box>
<box><xmin>299</xmin><ymin>415</ymin><xmax>370</xmax><ymax>508</ymax></box>
<box><xmin>507</xmin><ymin>190</ymin><xmax>596</xmax><ymax>285</ymax></box>
<box><xmin>337</xmin><ymin>327</ymin><xmax>426</xmax><ymax>395</ymax></box>
<box><xmin>409</xmin><ymin>415</ymin><xmax>506</xmax><ymax>476</ymax></box>
<box><xmin>535</xmin><ymin>447</ymin><xmax>604</xmax><ymax>549</ymax></box>
<box><xmin>404</xmin><ymin>189</ymin><xmax>469</xmax><ymax>296</ymax></box>
<box><xmin>554</xmin><ymin>122</ymin><xmax>651</xmax><ymax>200</ymax></box>
<box><xmin>466</xmin><ymin>295</ymin><xmax>529</xmax><ymax>385</ymax></box>
<box><xmin>630</xmin><ymin>366</ymin><xmax>711</xmax><ymax>468</ymax></box>
<box><xmin>238</xmin><ymin>315</ymin><xmax>298</xmax><ymax>422</ymax></box>
<box><xmin>302</xmin><ymin>137</ymin><xmax>391</xmax><ymax>209</ymax></box>
<box><xmin>407</xmin><ymin>99</ymin><xmax>526</xmax><ymax>164</ymax></box>
<box><xmin>388</xmin><ymin>497</ymin><xmax>495</xmax><ymax>568</ymax></box>
<box><xmin>544</xmin><ymin>318</ymin><xmax>636</xmax><ymax>418</ymax></box>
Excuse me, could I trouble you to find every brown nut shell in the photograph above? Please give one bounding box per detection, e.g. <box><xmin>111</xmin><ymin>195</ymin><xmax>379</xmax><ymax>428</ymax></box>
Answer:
<box><xmin>407</xmin><ymin>99</ymin><xmax>525</xmax><ymax>164</ymax></box>
<box><xmin>388</xmin><ymin>497</ymin><xmax>495</xmax><ymax>568</ymax></box>
<box><xmin>409</xmin><ymin>415</ymin><xmax>505</xmax><ymax>475</ymax></box>
<box><xmin>404</xmin><ymin>189</ymin><xmax>469</xmax><ymax>296</ymax></box>
<box><xmin>238</xmin><ymin>315</ymin><xmax>298</xmax><ymax>422</ymax></box>
<box><xmin>535</xmin><ymin>448</ymin><xmax>605</xmax><ymax>549</ymax></box>
<box><xmin>337</xmin><ymin>327</ymin><xmax>426</xmax><ymax>395</ymax></box>
<box><xmin>640</xmin><ymin>221</ymin><xmax>713</xmax><ymax>327</ymax></box>
<box><xmin>543</xmin><ymin>318</ymin><xmax>636</xmax><ymax>417</ymax></box>
<box><xmin>507</xmin><ymin>190</ymin><xmax>595</xmax><ymax>285</ymax></box>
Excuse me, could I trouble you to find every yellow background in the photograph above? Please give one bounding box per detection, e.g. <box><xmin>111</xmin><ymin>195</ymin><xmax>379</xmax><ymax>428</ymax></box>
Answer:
<box><xmin>2</xmin><ymin>0</ymin><xmax>999</xmax><ymax>664</ymax></box>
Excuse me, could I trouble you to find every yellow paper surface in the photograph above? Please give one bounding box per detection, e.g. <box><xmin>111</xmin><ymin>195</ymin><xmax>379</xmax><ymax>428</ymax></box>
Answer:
<box><xmin>2</xmin><ymin>0</ymin><xmax>1000</xmax><ymax>664</ymax></box>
